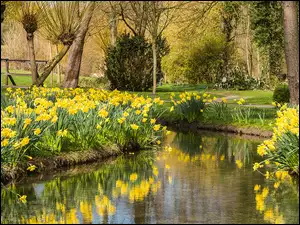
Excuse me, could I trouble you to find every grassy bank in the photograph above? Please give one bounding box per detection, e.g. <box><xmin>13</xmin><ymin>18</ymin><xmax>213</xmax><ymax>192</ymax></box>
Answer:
<box><xmin>1</xmin><ymin>146</ymin><xmax>121</xmax><ymax>185</ymax></box>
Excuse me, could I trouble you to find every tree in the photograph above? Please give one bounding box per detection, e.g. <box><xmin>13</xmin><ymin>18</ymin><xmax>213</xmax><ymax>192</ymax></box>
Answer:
<box><xmin>119</xmin><ymin>1</ymin><xmax>150</xmax><ymax>37</ymax></box>
<box><xmin>109</xmin><ymin>2</ymin><xmax>119</xmax><ymax>46</ymax></box>
<box><xmin>33</xmin><ymin>2</ymin><xmax>87</xmax><ymax>87</ymax></box>
<box><xmin>250</xmin><ymin>1</ymin><xmax>285</xmax><ymax>85</ymax></box>
<box><xmin>282</xmin><ymin>1</ymin><xmax>299</xmax><ymax>105</ymax></box>
<box><xmin>146</xmin><ymin>2</ymin><xmax>179</xmax><ymax>95</ymax></box>
<box><xmin>6</xmin><ymin>1</ymin><xmax>42</xmax><ymax>83</ymax></box>
<box><xmin>219</xmin><ymin>1</ymin><xmax>241</xmax><ymax>82</ymax></box>
<box><xmin>63</xmin><ymin>2</ymin><xmax>96</xmax><ymax>88</ymax></box>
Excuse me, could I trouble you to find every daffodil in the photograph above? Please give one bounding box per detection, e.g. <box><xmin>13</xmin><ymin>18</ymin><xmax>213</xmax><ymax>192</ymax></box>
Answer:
<box><xmin>130</xmin><ymin>173</ymin><xmax>138</xmax><ymax>182</ymax></box>
<box><xmin>153</xmin><ymin>124</ymin><xmax>161</xmax><ymax>131</ymax></box>
<box><xmin>130</xmin><ymin>124</ymin><xmax>139</xmax><ymax>130</ymax></box>
<box><xmin>27</xmin><ymin>164</ymin><xmax>37</xmax><ymax>171</ymax></box>
<box><xmin>34</xmin><ymin>128</ymin><xmax>41</xmax><ymax>135</ymax></box>
<box><xmin>19</xmin><ymin>195</ymin><xmax>27</xmax><ymax>203</ymax></box>
<box><xmin>254</xmin><ymin>184</ymin><xmax>261</xmax><ymax>192</ymax></box>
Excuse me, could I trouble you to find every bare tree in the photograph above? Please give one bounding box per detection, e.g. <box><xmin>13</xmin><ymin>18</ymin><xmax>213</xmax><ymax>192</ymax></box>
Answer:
<box><xmin>146</xmin><ymin>1</ymin><xmax>180</xmax><ymax>95</ymax></box>
<box><xmin>63</xmin><ymin>2</ymin><xmax>96</xmax><ymax>88</ymax></box>
<box><xmin>282</xmin><ymin>1</ymin><xmax>299</xmax><ymax>105</ymax></box>
<box><xmin>33</xmin><ymin>2</ymin><xmax>86</xmax><ymax>87</ymax></box>
<box><xmin>119</xmin><ymin>1</ymin><xmax>150</xmax><ymax>37</ymax></box>
<box><xmin>6</xmin><ymin>1</ymin><xmax>42</xmax><ymax>83</ymax></box>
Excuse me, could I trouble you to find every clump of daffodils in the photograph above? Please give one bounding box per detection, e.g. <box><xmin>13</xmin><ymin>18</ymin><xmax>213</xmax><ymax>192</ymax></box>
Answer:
<box><xmin>254</xmin><ymin>104</ymin><xmax>299</xmax><ymax>178</ymax></box>
<box><xmin>1</xmin><ymin>86</ymin><xmax>168</xmax><ymax>166</ymax></box>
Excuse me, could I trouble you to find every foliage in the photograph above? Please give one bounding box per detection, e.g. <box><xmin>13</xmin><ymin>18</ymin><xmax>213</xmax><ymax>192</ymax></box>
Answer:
<box><xmin>254</xmin><ymin>105</ymin><xmax>299</xmax><ymax>176</ymax></box>
<box><xmin>186</xmin><ymin>36</ymin><xmax>226</xmax><ymax>84</ymax></box>
<box><xmin>215</xmin><ymin>65</ymin><xmax>262</xmax><ymax>90</ymax></box>
<box><xmin>105</xmin><ymin>33</ymin><xmax>153</xmax><ymax>91</ymax></box>
<box><xmin>250</xmin><ymin>1</ymin><xmax>285</xmax><ymax>79</ymax></box>
<box><xmin>169</xmin><ymin>92</ymin><xmax>216</xmax><ymax>123</ymax></box>
<box><xmin>206</xmin><ymin>98</ymin><xmax>229</xmax><ymax>120</ymax></box>
<box><xmin>273</xmin><ymin>83</ymin><xmax>290</xmax><ymax>104</ymax></box>
<box><xmin>162</xmin><ymin>35</ymin><xmax>226</xmax><ymax>84</ymax></box>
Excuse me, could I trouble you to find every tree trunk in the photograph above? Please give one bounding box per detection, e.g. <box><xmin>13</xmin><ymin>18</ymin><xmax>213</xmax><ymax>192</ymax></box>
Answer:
<box><xmin>282</xmin><ymin>1</ymin><xmax>299</xmax><ymax>105</ymax></box>
<box><xmin>63</xmin><ymin>2</ymin><xmax>95</xmax><ymax>88</ymax></box>
<box><xmin>55</xmin><ymin>44</ymin><xmax>61</xmax><ymax>86</ymax></box>
<box><xmin>152</xmin><ymin>39</ymin><xmax>157</xmax><ymax>95</ymax></box>
<box><xmin>246</xmin><ymin>5</ymin><xmax>253</xmax><ymax>77</ymax></box>
<box><xmin>256</xmin><ymin>47</ymin><xmax>261</xmax><ymax>79</ymax></box>
<box><xmin>109</xmin><ymin>4</ymin><xmax>118</xmax><ymax>46</ymax></box>
<box><xmin>27</xmin><ymin>33</ymin><xmax>38</xmax><ymax>84</ymax></box>
<box><xmin>33</xmin><ymin>44</ymin><xmax>71</xmax><ymax>87</ymax></box>
<box><xmin>49</xmin><ymin>42</ymin><xmax>53</xmax><ymax>87</ymax></box>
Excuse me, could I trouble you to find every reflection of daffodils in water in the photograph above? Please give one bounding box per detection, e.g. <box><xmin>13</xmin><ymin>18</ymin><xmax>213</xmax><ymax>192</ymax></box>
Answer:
<box><xmin>95</xmin><ymin>195</ymin><xmax>116</xmax><ymax>216</ymax></box>
<box><xmin>235</xmin><ymin>160</ymin><xmax>243</xmax><ymax>169</ymax></box>
<box><xmin>80</xmin><ymin>201</ymin><xmax>92</xmax><ymax>223</ymax></box>
<box><xmin>113</xmin><ymin>176</ymin><xmax>161</xmax><ymax>203</ymax></box>
<box><xmin>253</xmin><ymin>172</ymin><xmax>294</xmax><ymax>224</ymax></box>
<box><xmin>158</xmin><ymin>147</ymin><xmax>227</xmax><ymax>165</ymax></box>
<box><xmin>168</xmin><ymin>176</ymin><xmax>172</xmax><ymax>184</ymax></box>
<box><xmin>22</xmin><ymin>207</ymin><xmax>79</xmax><ymax>224</ymax></box>
<box><xmin>153</xmin><ymin>166</ymin><xmax>159</xmax><ymax>176</ymax></box>
<box><xmin>255</xmin><ymin>187</ymin><xmax>285</xmax><ymax>224</ymax></box>
<box><xmin>254</xmin><ymin>184</ymin><xmax>261</xmax><ymax>192</ymax></box>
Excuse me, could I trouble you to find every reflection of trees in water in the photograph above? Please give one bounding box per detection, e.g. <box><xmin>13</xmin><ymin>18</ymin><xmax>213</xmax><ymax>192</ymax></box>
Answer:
<box><xmin>172</xmin><ymin>132</ymin><xmax>203</xmax><ymax>156</ymax></box>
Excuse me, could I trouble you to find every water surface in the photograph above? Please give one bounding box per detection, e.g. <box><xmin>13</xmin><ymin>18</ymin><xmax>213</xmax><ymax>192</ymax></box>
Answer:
<box><xmin>1</xmin><ymin>131</ymin><xmax>299</xmax><ymax>224</ymax></box>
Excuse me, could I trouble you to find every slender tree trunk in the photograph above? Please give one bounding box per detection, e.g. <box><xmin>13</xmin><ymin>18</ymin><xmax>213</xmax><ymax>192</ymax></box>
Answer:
<box><xmin>246</xmin><ymin>6</ymin><xmax>253</xmax><ymax>77</ymax></box>
<box><xmin>27</xmin><ymin>33</ymin><xmax>38</xmax><ymax>84</ymax></box>
<box><xmin>55</xmin><ymin>44</ymin><xmax>61</xmax><ymax>85</ymax></box>
<box><xmin>63</xmin><ymin>2</ymin><xmax>95</xmax><ymax>88</ymax></box>
<box><xmin>49</xmin><ymin>42</ymin><xmax>53</xmax><ymax>87</ymax></box>
<box><xmin>33</xmin><ymin>44</ymin><xmax>71</xmax><ymax>87</ymax></box>
<box><xmin>152</xmin><ymin>38</ymin><xmax>157</xmax><ymax>95</ymax></box>
<box><xmin>257</xmin><ymin>47</ymin><xmax>260</xmax><ymax>79</ymax></box>
<box><xmin>282</xmin><ymin>1</ymin><xmax>299</xmax><ymax>105</ymax></box>
<box><xmin>109</xmin><ymin>4</ymin><xmax>118</xmax><ymax>46</ymax></box>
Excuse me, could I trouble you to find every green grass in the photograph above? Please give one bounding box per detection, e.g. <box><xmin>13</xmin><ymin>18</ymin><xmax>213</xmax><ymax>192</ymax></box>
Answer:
<box><xmin>1</xmin><ymin>69</ymin><xmax>59</xmax><ymax>87</ymax></box>
<box><xmin>159</xmin><ymin>103</ymin><xmax>277</xmax><ymax>131</ymax></box>
<box><xmin>206</xmin><ymin>89</ymin><xmax>273</xmax><ymax>105</ymax></box>
<box><xmin>1</xmin><ymin>69</ymin><xmax>100</xmax><ymax>88</ymax></box>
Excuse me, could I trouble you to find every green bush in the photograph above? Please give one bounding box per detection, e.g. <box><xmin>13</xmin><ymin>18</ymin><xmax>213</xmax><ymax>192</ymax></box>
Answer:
<box><xmin>104</xmin><ymin>33</ymin><xmax>153</xmax><ymax>91</ymax></box>
<box><xmin>162</xmin><ymin>35</ymin><xmax>226</xmax><ymax>84</ymax></box>
<box><xmin>273</xmin><ymin>84</ymin><xmax>290</xmax><ymax>104</ymax></box>
<box><xmin>215</xmin><ymin>65</ymin><xmax>261</xmax><ymax>90</ymax></box>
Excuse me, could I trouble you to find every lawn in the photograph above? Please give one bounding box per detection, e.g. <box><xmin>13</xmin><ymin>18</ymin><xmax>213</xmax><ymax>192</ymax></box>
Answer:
<box><xmin>134</xmin><ymin>84</ymin><xmax>273</xmax><ymax>106</ymax></box>
<box><xmin>1</xmin><ymin>69</ymin><xmax>100</xmax><ymax>88</ymax></box>
<box><xmin>1</xmin><ymin>69</ymin><xmax>58</xmax><ymax>87</ymax></box>
<box><xmin>1</xmin><ymin>70</ymin><xmax>274</xmax><ymax>106</ymax></box>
